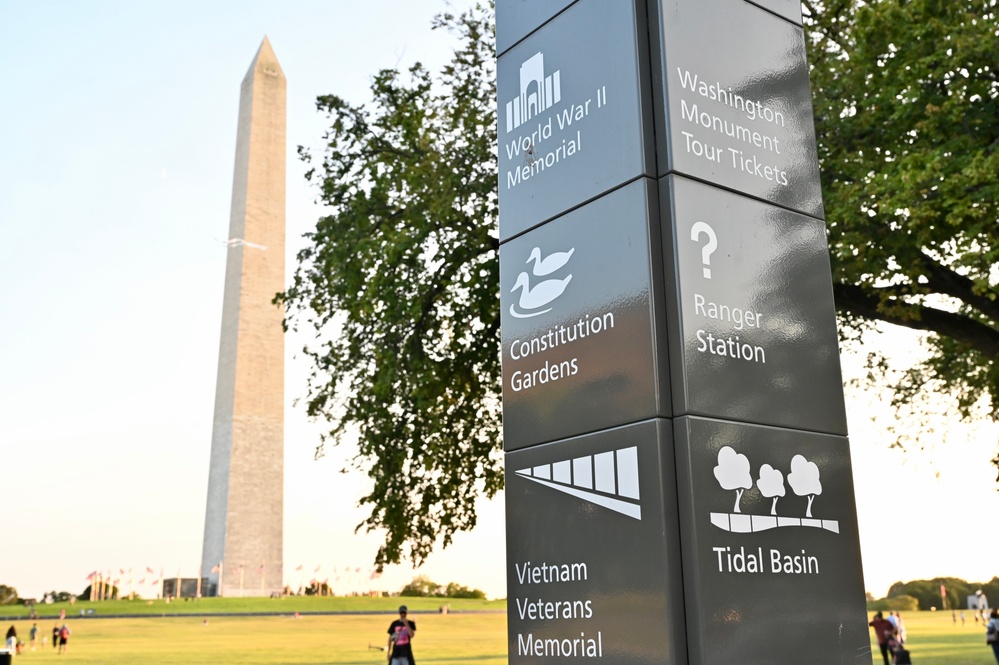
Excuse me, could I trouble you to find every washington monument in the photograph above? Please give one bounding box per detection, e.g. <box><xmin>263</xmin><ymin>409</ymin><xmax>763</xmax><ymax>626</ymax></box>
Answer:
<box><xmin>201</xmin><ymin>37</ymin><xmax>286</xmax><ymax>597</ymax></box>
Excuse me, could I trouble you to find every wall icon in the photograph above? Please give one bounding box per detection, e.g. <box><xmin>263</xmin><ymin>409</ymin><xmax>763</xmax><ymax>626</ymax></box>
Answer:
<box><xmin>710</xmin><ymin>446</ymin><xmax>838</xmax><ymax>534</ymax></box>
<box><xmin>515</xmin><ymin>445</ymin><xmax>641</xmax><ymax>519</ymax></box>
<box><xmin>509</xmin><ymin>246</ymin><xmax>574</xmax><ymax>319</ymax></box>
<box><xmin>505</xmin><ymin>52</ymin><xmax>562</xmax><ymax>133</ymax></box>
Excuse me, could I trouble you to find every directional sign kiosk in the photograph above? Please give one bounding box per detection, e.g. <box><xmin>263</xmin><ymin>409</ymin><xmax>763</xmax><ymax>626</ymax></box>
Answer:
<box><xmin>498</xmin><ymin>2</ymin><xmax>870</xmax><ymax>664</ymax></box>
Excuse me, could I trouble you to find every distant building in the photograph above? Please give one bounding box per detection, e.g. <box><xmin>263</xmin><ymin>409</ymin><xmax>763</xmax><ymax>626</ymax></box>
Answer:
<box><xmin>968</xmin><ymin>591</ymin><xmax>990</xmax><ymax>610</ymax></box>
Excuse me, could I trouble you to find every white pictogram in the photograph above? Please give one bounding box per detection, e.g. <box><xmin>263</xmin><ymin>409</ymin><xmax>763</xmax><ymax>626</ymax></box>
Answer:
<box><xmin>710</xmin><ymin>446</ymin><xmax>839</xmax><ymax>534</ymax></box>
<box><xmin>509</xmin><ymin>246</ymin><xmax>574</xmax><ymax>319</ymax></box>
<box><xmin>505</xmin><ymin>52</ymin><xmax>562</xmax><ymax>133</ymax></box>
<box><xmin>515</xmin><ymin>446</ymin><xmax>641</xmax><ymax>520</ymax></box>
<box><xmin>690</xmin><ymin>221</ymin><xmax>718</xmax><ymax>279</ymax></box>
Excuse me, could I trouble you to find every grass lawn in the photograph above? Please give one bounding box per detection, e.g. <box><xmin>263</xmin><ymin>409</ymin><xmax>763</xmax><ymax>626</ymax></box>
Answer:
<box><xmin>866</xmin><ymin>611</ymin><xmax>995</xmax><ymax>665</ymax></box>
<box><xmin>1</xmin><ymin>612</ymin><xmax>507</xmax><ymax>665</ymax></box>
<box><xmin>0</xmin><ymin>596</ymin><xmax>504</xmax><ymax>619</ymax></box>
<box><xmin>1</xmin><ymin>607</ymin><xmax>994</xmax><ymax>664</ymax></box>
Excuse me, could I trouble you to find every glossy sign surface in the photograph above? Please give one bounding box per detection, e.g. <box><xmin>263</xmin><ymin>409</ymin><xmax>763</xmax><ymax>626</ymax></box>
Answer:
<box><xmin>497</xmin><ymin>0</ymin><xmax>654</xmax><ymax>240</ymax></box>
<box><xmin>506</xmin><ymin>420</ymin><xmax>686</xmax><ymax>665</ymax></box>
<box><xmin>652</xmin><ymin>0</ymin><xmax>822</xmax><ymax>218</ymax></box>
<box><xmin>661</xmin><ymin>175</ymin><xmax>846</xmax><ymax>435</ymax></box>
<box><xmin>673</xmin><ymin>416</ymin><xmax>869</xmax><ymax>665</ymax></box>
<box><xmin>496</xmin><ymin>0</ymin><xmax>576</xmax><ymax>55</ymax></box>
<box><xmin>745</xmin><ymin>0</ymin><xmax>803</xmax><ymax>25</ymax></box>
<box><xmin>501</xmin><ymin>180</ymin><xmax>669</xmax><ymax>451</ymax></box>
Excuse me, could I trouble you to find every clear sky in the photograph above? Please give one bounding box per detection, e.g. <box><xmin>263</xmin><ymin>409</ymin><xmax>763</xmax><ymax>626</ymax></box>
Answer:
<box><xmin>1</xmin><ymin>1</ymin><xmax>995</xmax><ymax>605</ymax></box>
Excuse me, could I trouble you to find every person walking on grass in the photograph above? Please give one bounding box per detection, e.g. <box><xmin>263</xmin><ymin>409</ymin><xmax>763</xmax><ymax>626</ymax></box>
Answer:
<box><xmin>387</xmin><ymin>605</ymin><xmax>416</xmax><ymax>665</ymax></box>
<box><xmin>57</xmin><ymin>623</ymin><xmax>70</xmax><ymax>655</ymax></box>
<box><xmin>986</xmin><ymin>608</ymin><xmax>999</xmax><ymax>664</ymax></box>
<box><xmin>869</xmin><ymin>612</ymin><xmax>895</xmax><ymax>665</ymax></box>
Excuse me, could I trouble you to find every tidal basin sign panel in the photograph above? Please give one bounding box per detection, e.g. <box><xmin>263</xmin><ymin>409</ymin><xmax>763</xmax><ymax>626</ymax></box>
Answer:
<box><xmin>201</xmin><ymin>37</ymin><xmax>285</xmax><ymax>598</ymax></box>
<box><xmin>497</xmin><ymin>2</ymin><xmax>869</xmax><ymax>664</ymax></box>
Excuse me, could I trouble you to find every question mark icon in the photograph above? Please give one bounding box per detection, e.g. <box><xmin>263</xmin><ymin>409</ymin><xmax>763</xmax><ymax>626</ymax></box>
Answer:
<box><xmin>690</xmin><ymin>222</ymin><xmax>718</xmax><ymax>279</ymax></box>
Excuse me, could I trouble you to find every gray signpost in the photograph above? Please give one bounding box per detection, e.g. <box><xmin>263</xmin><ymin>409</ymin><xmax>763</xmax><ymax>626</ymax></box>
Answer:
<box><xmin>498</xmin><ymin>1</ymin><xmax>869</xmax><ymax>664</ymax></box>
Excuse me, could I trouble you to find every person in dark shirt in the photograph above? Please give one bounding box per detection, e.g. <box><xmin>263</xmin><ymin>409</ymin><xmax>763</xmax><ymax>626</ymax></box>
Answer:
<box><xmin>869</xmin><ymin>612</ymin><xmax>896</xmax><ymax>665</ymax></box>
<box><xmin>387</xmin><ymin>605</ymin><xmax>416</xmax><ymax>665</ymax></box>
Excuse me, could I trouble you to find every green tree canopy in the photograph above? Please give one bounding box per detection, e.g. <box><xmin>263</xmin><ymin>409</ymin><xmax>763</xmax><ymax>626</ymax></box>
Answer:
<box><xmin>805</xmin><ymin>0</ymin><xmax>999</xmax><ymax>472</ymax></box>
<box><xmin>0</xmin><ymin>584</ymin><xmax>18</xmax><ymax>605</ymax></box>
<box><xmin>280</xmin><ymin>4</ymin><xmax>500</xmax><ymax>569</ymax></box>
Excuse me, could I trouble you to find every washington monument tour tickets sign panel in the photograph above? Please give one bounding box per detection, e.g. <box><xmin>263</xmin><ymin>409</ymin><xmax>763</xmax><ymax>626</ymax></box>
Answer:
<box><xmin>497</xmin><ymin>1</ymin><xmax>870</xmax><ymax>664</ymax></box>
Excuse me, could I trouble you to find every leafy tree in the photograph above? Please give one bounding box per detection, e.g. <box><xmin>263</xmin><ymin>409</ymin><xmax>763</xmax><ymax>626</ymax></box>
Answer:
<box><xmin>280</xmin><ymin>3</ymin><xmax>500</xmax><ymax>569</ymax></box>
<box><xmin>444</xmin><ymin>581</ymin><xmax>487</xmax><ymax>599</ymax></box>
<box><xmin>400</xmin><ymin>575</ymin><xmax>442</xmax><ymax>598</ymax></box>
<box><xmin>0</xmin><ymin>584</ymin><xmax>18</xmax><ymax>605</ymax></box>
<box><xmin>398</xmin><ymin>575</ymin><xmax>486</xmax><ymax>598</ymax></box>
<box><xmin>804</xmin><ymin>0</ymin><xmax>999</xmax><ymax>473</ymax></box>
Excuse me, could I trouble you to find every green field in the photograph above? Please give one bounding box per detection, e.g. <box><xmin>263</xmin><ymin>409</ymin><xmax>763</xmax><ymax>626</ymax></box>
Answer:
<box><xmin>1</xmin><ymin>612</ymin><xmax>506</xmax><ymax>665</ymax></box>
<box><xmin>1</xmin><ymin>604</ymin><xmax>994</xmax><ymax>664</ymax></box>
<box><xmin>0</xmin><ymin>596</ymin><xmax>503</xmax><ymax>619</ymax></box>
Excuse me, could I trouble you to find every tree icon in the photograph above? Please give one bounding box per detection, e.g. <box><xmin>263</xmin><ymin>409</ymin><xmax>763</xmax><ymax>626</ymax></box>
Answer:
<box><xmin>713</xmin><ymin>446</ymin><xmax>752</xmax><ymax>513</ymax></box>
<box><xmin>756</xmin><ymin>464</ymin><xmax>786</xmax><ymax>515</ymax></box>
<box><xmin>787</xmin><ymin>454</ymin><xmax>822</xmax><ymax>518</ymax></box>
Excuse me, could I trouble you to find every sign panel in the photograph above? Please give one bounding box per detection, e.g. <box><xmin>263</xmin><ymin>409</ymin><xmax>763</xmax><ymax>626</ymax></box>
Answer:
<box><xmin>496</xmin><ymin>0</ymin><xmax>576</xmax><ymax>55</ymax></box>
<box><xmin>501</xmin><ymin>180</ymin><xmax>669</xmax><ymax>451</ymax></box>
<box><xmin>661</xmin><ymin>175</ymin><xmax>847</xmax><ymax>435</ymax></box>
<box><xmin>745</xmin><ymin>0</ymin><xmax>802</xmax><ymax>25</ymax></box>
<box><xmin>673</xmin><ymin>415</ymin><xmax>869</xmax><ymax>665</ymax></box>
<box><xmin>497</xmin><ymin>0</ymin><xmax>655</xmax><ymax>240</ymax></box>
<box><xmin>652</xmin><ymin>0</ymin><xmax>822</xmax><ymax>218</ymax></box>
<box><xmin>506</xmin><ymin>420</ymin><xmax>686</xmax><ymax>665</ymax></box>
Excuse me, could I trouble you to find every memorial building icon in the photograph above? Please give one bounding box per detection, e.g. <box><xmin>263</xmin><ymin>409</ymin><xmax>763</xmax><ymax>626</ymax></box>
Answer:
<box><xmin>505</xmin><ymin>52</ymin><xmax>562</xmax><ymax>132</ymax></box>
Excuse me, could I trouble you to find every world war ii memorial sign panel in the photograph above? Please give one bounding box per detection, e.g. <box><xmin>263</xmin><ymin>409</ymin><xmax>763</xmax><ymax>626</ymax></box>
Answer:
<box><xmin>652</xmin><ymin>0</ymin><xmax>822</xmax><ymax>219</ymax></box>
<box><xmin>505</xmin><ymin>420</ymin><xmax>686</xmax><ymax>665</ymax></box>
<box><xmin>501</xmin><ymin>180</ymin><xmax>669</xmax><ymax>451</ymax></box>
<box><xmin>497</xmin><ymin>0</ymin><xmax>655</xmax><ymax>241</ymax></box>
<box><xmin>661</xmin><ymin>175</ymin><xmax>847</xmax><ymax>435</ymax></box>
<box><xmin>672</xmin><ymin>416</ymin><xmax>869</xmax><ymax>665</ymax></box>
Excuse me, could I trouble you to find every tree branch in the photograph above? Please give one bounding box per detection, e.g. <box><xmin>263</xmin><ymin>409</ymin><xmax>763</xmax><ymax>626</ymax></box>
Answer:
<box><xmin>833</xmin><ymin>282</ymin><xmax>999</xmax><ymax>357</ymax></box>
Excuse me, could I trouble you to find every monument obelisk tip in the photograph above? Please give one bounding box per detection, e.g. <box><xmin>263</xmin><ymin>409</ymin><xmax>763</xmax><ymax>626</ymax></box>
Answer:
<box><xmin>245</xmin><ymin>35</ymin><xmax>284</xmax><ymax>81</ymax></box>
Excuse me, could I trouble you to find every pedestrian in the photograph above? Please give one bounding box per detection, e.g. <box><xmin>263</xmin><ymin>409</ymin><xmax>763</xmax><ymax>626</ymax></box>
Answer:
<box><xmin>29</xmin><ymin>622</ymin><xmax>38</xmax><ymax>650</ymax></box>
<box><xmin>387</xmin><ymin>605</ymin><xmax>416</xmax><ymax>665</ymax></box>
<box><xmin>896</xmin><ymin>612</ymin><xmax>906</xmax><ymax>644</ymax></box>
<box><xmin>4</xmin><ymin>625</ymin><xmax>16</xmax><ymax>652</ymax></box>
<box><xmin>52</xmin><ymin>624</ymin><xmax>60</xmax><ymax>649</ymax></box>
<box><xmin>986</xmin><ymin>608</ymin><xmax>999</xmax><ymax>664</ymax></box>
<box><xmin>58</xmin><ymin>623</ymin><xmax>70</xmax><ymax>654</ymax></box>
<box><xmin>870</xmin><ymin>612</ymin><xmax>895</xmax><ymax>665</ymax></box>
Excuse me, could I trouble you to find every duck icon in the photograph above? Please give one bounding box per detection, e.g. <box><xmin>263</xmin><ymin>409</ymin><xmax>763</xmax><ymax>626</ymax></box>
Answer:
<box><xmin>527</xmin><ymin>247</ymin><xmax>575</xmax><ymax>276</ymax></box>
<box><xmin>509</xmin><ymin>271</ymin><xmax>572</xmax><ymax>318</ymax></box>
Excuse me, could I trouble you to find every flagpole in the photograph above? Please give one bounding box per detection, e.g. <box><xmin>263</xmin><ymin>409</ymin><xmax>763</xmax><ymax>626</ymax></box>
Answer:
<box><xmin>219</xmin><ymin>561</ymin><xmax>224</xmax><ymax>598</ymax></box>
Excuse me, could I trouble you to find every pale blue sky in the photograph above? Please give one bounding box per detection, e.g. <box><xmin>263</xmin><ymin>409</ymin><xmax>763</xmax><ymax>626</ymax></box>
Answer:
<box><xmin>1</xmin><ymin>1</ymin><xmax>996</xmax><ymax>603</ymax></box>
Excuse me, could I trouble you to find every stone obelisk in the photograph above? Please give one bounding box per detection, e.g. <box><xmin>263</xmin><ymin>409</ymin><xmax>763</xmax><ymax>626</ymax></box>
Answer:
<box><xmin>201</xmin><ymin>37</ymin><xmax>285</xmax><ymax>598</ymax></box>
